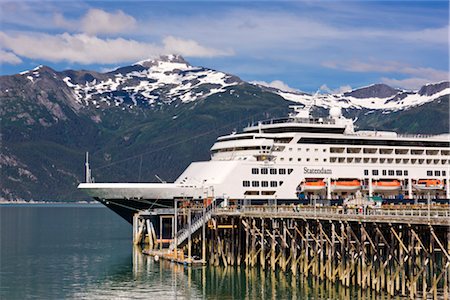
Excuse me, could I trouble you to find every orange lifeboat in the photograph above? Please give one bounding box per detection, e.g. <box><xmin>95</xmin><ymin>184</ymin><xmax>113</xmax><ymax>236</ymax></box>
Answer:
<box><xmin>301</xmin><ymin>179</ymin><xmax>326</xmax><ymax>191</ymax></box>
<box><xmin>372</xmin><ymin>180</ymin><xmax>401</xmax><ymax>192</ymax></box>
<box><xmin>414</xmin><ymin>179</ymin><xmax>444</xmax><ymax>191</ymax></box>
<box><xmin>331</xmin><ymin>179</ymin><xmax>361</xmax><ymax>192</ymax></box>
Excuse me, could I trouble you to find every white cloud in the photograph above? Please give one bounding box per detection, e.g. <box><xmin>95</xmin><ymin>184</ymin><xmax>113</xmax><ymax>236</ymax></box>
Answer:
<box><xmin>0</xmin><ymin>31</ymin><xmax>231</xmax><ymax>65</ymax></box>
<box><xmin>0</xmin><ymin>49</ymin><xmax>22</xmax><ymax>64</ymax></box>
<box><xmin>163</xmin><ymin>36</ymin><xmax>233</xmax><ymax>58</ymax></box>
<box><xmin>54</xmin><ymin>8</ymin><xmax>137</xmax><ymax>35</ymax></box>
<box><xmin>251</xmin><ymin>80</ymin><xmax>300</xmax><ymax>93</ymax></box>
<box><xmin>319</xmin><ymin>84</ymin><xmax>352</xmax><ymax>94</ymax></box>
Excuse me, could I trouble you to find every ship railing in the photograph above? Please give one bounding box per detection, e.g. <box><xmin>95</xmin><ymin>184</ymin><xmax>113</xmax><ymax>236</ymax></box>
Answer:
<box><xmin>396</xmin><ymin>133</ymin><xmax>440</xmax><ymax>139</ymax></box>
<box><xmin>249</xmin><ymin>117</ymin><xmax>336</xmax><ymax>127</ymax></box>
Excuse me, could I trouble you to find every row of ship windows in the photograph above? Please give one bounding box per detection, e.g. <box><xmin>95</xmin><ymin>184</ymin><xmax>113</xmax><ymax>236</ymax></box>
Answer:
<box><xmin>243</xmin><ymin>180</ymin><xmax>284</xmax><ymax>187</ymax></box>
<box><xmin>279</xmin><ymin>157</ymin><xmax>324</xmax><ymax>162</ymax></box>
<box><xmin>365</xmin><ymin>169</ymin><xmax>408</xmax><ymax>176</ymax></box>
<box><xmin>330</xmin><ymin>157</ymin><xmax>449</xmax><ymax>165</ymax></box>
<box><xmin>330</xmin><ymin>147</ymin><xmax>449</xmax><ymax>156</ymax></box>
<box><xmin>364</xmin><ymin>169</ymin><xmax>447</xmax><ymax>177</ymax></box>
<box><xmin>244</xmin><ymin>191</ymin><xmax>276</xmax><ymax>196</ymax></box>
<box><xmin>251</xmin><ymin>168</ymin><xmax>294</xmax><ymax>175</ymax></box>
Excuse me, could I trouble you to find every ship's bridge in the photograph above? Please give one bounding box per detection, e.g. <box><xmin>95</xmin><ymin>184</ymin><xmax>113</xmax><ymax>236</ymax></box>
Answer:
<box><xmin>210</xmin><ymin>136</ymin><xmax>274</xmax><ymax>161</ymax></box>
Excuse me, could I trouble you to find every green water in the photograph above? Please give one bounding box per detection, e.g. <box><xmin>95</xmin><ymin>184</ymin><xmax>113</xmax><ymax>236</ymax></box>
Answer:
<box><xmin>0</xmin><ymin>204</ymin><xmax>394</xmax><ymax>299</ymax></box>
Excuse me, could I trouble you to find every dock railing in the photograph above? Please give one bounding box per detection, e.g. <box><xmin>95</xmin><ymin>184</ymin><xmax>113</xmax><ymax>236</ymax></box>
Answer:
<box><xmin>214</xmin><ymin>204</ymin><xmax>450</xmax><ymax>225</ymax></box>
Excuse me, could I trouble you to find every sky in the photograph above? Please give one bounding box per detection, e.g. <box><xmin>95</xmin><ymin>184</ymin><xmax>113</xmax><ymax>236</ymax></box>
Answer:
<box><xmin>0</xmin><ymin>1</ymin><xmax>448</xmax><ymax>92</ymax></box>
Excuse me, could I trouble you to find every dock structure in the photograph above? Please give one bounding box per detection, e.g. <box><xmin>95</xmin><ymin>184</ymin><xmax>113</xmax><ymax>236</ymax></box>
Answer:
<box><xmin>133</xmin><ymin>200</ymin><xmax>450</xmax><ymax>299</ymax></box>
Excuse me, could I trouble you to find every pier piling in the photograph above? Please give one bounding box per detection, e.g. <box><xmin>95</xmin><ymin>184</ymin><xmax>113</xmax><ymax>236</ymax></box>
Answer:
<box><xmin>134</xmin><ymin>202</ymin><xmax>450</xmax><ymax>298</ymax></box>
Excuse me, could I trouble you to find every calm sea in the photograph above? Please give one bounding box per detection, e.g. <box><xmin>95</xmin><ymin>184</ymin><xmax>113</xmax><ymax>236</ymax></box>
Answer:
<box><xmin>0</xmin><ymin>204</ymin><xmax>391</xmax><ymax>299</ymax></box>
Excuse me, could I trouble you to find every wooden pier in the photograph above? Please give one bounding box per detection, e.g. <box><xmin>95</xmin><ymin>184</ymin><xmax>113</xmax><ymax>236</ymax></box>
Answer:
<box><xmin>133</xmin><ymin>200</ymin><xmax>450</xmax><ymax>299</ymax></box>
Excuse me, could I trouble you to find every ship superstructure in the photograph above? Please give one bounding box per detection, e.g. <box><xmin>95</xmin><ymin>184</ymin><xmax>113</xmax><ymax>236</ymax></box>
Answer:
<box><xmin>78</xmin><ymin>106</ymin><xmax>450</xmax><ymax>222</ymax></box>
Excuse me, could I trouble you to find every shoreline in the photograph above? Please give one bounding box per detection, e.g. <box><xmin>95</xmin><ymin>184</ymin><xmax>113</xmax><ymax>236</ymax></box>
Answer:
<box><xmin>0</xmin><ymin>200</ymin><xmax>101</xmax><ymax>205</ymax></box>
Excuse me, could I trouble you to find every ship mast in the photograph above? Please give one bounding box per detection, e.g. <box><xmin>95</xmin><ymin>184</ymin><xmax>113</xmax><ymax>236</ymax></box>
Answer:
<box><xmin>85</xmin><ymin>152</ymin><xmax>92</xmax><ymax>183</ymax></box>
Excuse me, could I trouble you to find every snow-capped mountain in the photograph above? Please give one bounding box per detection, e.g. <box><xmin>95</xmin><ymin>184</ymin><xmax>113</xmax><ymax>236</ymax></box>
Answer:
<box><xmin>12</xmin><ymin>54</ymin><xmax>449</xmax><ymax>115</ymax></box>
<box><xmin>59</xmin><ymin>54</ymin><xmax>241</xmax><ymax>109</ymax></box>
<box><xmin>254</xmin><ymin>82</ymin><xmax>450</xmax><ymax>113</ymax></box>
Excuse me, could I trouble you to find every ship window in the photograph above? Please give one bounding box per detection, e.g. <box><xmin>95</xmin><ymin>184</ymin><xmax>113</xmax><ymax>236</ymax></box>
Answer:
<box><xmin>364</xmin><ymin>170</ymin><xmax>368</xmax><ymax>176</ymax></box>
<box><xmin>297</xmin><ymin>158</ymin><xmax>301</xmax><ymax>162</ymax></box>
<box><xmin>306</xmin><ymin>158</ymin><xmax>310</xmax><ymax>162</ymax></box>
<box><xmin>280</xmin><ymin>158</ymin><xmax>285</xmax><ymax>161</ymax></box>
<box><xmin>443</xmin><ymin>171</ymin><xmax>446</xmax><ymax>176</ymax></box>
<box><xmin>261</xmin><ymin>191</ymin><xmax>276</xmax><ymax>195</ymax></box>
<box><xmin>427</xmin><ymin>170</ymin><xmax>432</xmax><ymax>176</ymax></box>
<box><xmin>404</xmin><ymin>170</ymin><xmax>408</xmax><ymax>176</ymax></box>
<box><xmin>298</xmin><ymin>138</ymin><xmax>449</xmax><ymax>148</ymax></box>
<box><xmin>289</xmin><ymin>148</ymin><xmax>292</xmax><ymax>151</ymax></box>
<box><xmin>435</xmin><ymin>170</ymin><xmax>441</xmax><ymax>176</ymax></box>
<box><xmin>382</xmin><ymin>170</ymin><xmax>387</xmax><ymax>176</ymax></box>
<box><xmin>252</xmin><ymin>181</ymin><xmax>259</xmax><ymax>187</ymax></box>
<box><xmin>273</xmin><ymin>138</ymin><xmax>293</xmax><ymax>143</ymax></box>
<box><xmin>243</xmin><ymin>181</ymin><xmax>250</xmax><ymax>187</ymax></box>
<box><xmin>279</xmin><ymin>181</ymin><xmax>284</xmax><ymax>186</ymax></box>
<box><xmin>315</xmin><ymin>149</ymin><xmax>318</xmax><ymax>152</ymax></box>
<box><xmin>252</xmin><ymin>168</ymin><xmax>259</xmax><ymax>174</ymax></box>
<box><xmin>270</xmin><ymin>181</ymin><xmax>278</xmax><ymax>187</ymax></box>
<box><xmin>289</xmin><ymin>158</ymin><xmax>293</xmax><ymax>161</ymax></box>
<box><xmin>244</xmin><ymin>191</ymin><xmax>259</xmax><ymax>195</ymax></box>
<box><xmin>270</xmin><ymin>169</ymin><xmax>277</xmax><ymax>175</ymax></box>
<box><xmin>261</xmin><ymin>181</ymin><xmax>269</xmax><ymax>187</ymax></box>
<box><xmin>388</xmin><ymin>170</ymin><xmax>394</xmax><ymax>176</ymax></box>
<box><xmin>372</xmin><ymin>170</ymin><xmax>378</xmax><ymax>176</ymax></box>
<box><xmin>315</xmin><ymin>158</ymin><xmax>319</xmax><ymax>162</ymax></box>
<box><xmin>288</xmin><ymin>168</ymin><xmax>293</xmax><ymax>174</ymax></box>
<box><xmin>279</xmin><ymin>168</ymin><xmax>286</xmax><ymax>175</ymax></box>
<box><xmin>306</xmin><ymin>148</ymin><xmax>310</xmax><ymax>152</ymax></box>
<box><xmin>261</xmin><ymin>168</ymin><xmax>268</xmax><ymax>174</ymax></box>
<box><xmin>396</xmin><ymin>170</ymin><xmax>402</xmax><ymax>176</ymax></box>
<box><xmin>323</xmin><ymin>159</ymin><xmax>327</xmax><ymax>162</ymax></box>
<box><xmin>323</xmin><ymin>149</ymin><xmax>327</xmax><ymax>152</ymax></box>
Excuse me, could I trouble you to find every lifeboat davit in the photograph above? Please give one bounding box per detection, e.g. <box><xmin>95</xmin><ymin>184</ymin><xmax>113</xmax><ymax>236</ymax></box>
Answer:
<box><xmin>372</xmin><ymin>180</ymin><xmax>401</xmax><ymax>192</ymax></box>
<box><xmin>301</xmin><ymin>179</ymin><xmax>326</xmax><ymax>192</ymax></box>
<box><xmin>413</xmin><ymin>179</ymin><xmax>444</xmax><ymax>191</ymax></box>
<box><xmin>331</xmin><ymin>179</ymin><xmax>361</xmax><ymax>192</ymax></box>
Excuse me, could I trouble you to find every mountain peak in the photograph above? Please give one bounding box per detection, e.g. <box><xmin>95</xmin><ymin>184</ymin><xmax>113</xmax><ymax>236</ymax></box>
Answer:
<box><xmin>343</xmin><ymin>83</ymin><xmax>400</xmax><ymax>99</ymax></box>
<box><xmin>134</xmin><ymin>54</ymin><xmax>190</xmax><ymax>69</ymax></box>
<box><xmin>418</xmin><ymin>81</ymin><xmax>450</xmax><ymax>96</ymax></box>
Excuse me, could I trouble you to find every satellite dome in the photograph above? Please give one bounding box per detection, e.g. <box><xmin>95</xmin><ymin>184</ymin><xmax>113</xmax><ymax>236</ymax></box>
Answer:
<box><xmin>329</xmin><ymin>107</ymin><xmax>342</xmax><ymax>118</ymax></box>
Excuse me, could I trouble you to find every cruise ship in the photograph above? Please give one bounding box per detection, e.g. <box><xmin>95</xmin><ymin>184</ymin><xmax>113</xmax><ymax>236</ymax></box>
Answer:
<box><xmin>78</xmin><ymin>106</ymin><xmax>450</xmax><ymax>223</ymax></box>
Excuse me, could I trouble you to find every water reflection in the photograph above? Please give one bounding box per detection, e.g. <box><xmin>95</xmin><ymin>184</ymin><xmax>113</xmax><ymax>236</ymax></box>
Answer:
<box><xmin>127</xmin><ymin>247</ymin><xmax>397</xmax><ymax>300</ymax></box>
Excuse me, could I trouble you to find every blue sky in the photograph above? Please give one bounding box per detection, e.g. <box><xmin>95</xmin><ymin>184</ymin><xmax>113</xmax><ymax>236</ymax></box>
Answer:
<box><xmin>0</xmin><ymin>1</ymin><xmax>448</xmax><ymax>92</ymax></box>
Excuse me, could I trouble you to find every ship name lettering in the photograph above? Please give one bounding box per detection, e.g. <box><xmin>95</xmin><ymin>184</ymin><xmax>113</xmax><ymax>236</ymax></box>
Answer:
<box><xmin>304</xmin><ymin>167</ymin><xmax>332</xmax><ymax>175</ymax></box>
